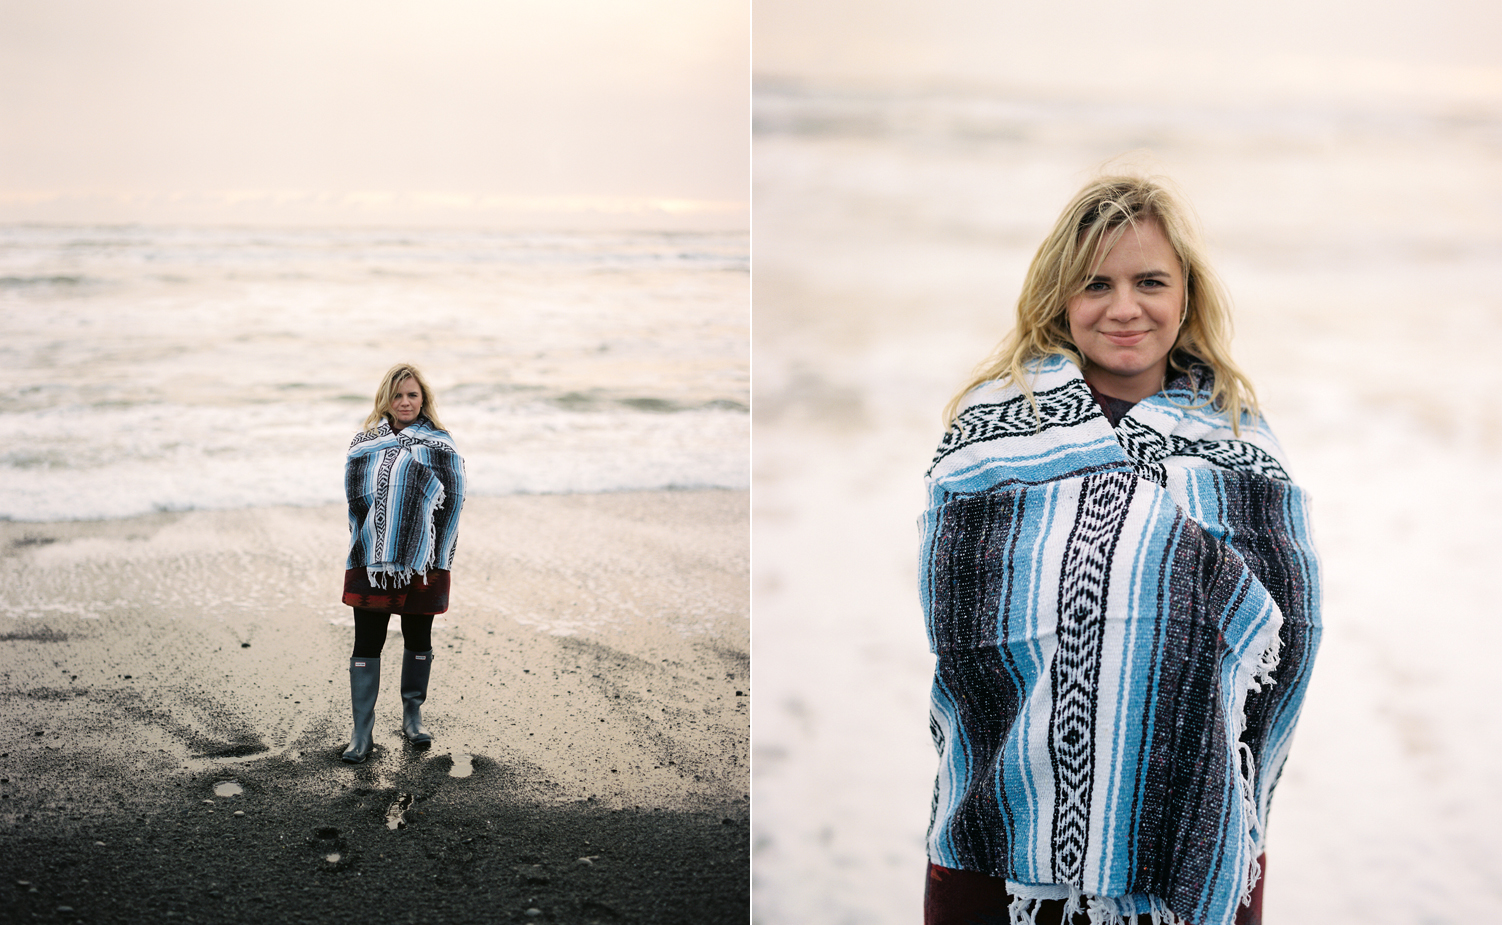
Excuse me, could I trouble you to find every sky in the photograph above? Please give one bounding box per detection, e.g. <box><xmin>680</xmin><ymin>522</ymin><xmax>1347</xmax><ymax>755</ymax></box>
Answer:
<box><xmin>0</xmin><ymin>0</ymin><xmax>748</xmax><ymax>228</ymax></box>
<box><xmin>755</xmin><ymin>0</ymin><xmax>1502</xmax><ymax>112</ymax></box>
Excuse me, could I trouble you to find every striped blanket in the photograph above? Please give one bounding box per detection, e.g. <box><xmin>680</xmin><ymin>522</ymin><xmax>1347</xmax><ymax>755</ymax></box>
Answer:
<box><xmin>345</xmin><ymin>416</ymin><xmax>466</xmax><ymax>589</ymax></box>
<box><xmin>920</xmin><ymin>356</ymin><xmax>1320</xmax><ymax>925</ymax></box>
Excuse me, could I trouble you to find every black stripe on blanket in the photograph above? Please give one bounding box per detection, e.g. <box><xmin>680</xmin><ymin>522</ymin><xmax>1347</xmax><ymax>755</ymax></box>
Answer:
<box><xmin>926</xmin><ymin>489</ymin><xmax>1025</xmax><ymax>651</ymax></box>
<box><xmin>346</xmin><ymin>461</ymin><xmax>372</xmax><ymax>567</ymax></box>
<box><xmin>1216</xmin><ymin>473</ymin><xmax>1319</xmax><ymax>800</ymax></box>
<box><xmin>1127</xmin><ymin>516</ymin><xmax>1250</xmax><ymax>920</ymax></box>
<box><xmin>931</xmin><ymin>647</ymin><xmax>1023</xmax><ymax>876</ymax></box>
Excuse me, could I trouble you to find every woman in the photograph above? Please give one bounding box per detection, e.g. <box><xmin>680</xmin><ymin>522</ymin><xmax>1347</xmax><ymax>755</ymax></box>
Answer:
<box><xmin>919</xmin><ymin>176</ymin><xmax>1321</xmax><ymax>925</ymax></box>
<box><xmin>341</xmin><ymin>363</ymin><xmax>466</xmax><ymax>764</ymax></box>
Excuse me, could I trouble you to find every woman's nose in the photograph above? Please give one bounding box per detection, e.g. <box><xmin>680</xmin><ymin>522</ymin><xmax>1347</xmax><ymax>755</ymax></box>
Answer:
<box><xmin>1104</xmin><ymin>287</ymin><xmax>1141</xmax><ymax>318</ymax></box>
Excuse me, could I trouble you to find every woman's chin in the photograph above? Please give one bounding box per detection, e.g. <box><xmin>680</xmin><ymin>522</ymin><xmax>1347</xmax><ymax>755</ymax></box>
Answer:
<box><xmin>1088</xmin><ymin>362</ymin><xmax>1156</xmax><ymax>385</ymax></box>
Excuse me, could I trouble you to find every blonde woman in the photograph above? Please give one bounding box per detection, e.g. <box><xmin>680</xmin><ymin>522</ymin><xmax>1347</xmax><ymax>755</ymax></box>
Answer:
<box><xmin>340</xmin><ymin>364</ymin><xmax>465</xmax><ymax>764</ymax></box>
<box><xmin>920</xmin><ymin>177</ymin><xmax>1321</xmax><ymax>925</ymax></box>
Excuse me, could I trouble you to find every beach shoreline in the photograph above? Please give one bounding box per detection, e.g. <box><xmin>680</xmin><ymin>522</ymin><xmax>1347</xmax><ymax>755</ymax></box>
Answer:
<box><xmin>0</xmin><ymin>489</ymin><xmax>748</xmax><ymax>923</ymax></box>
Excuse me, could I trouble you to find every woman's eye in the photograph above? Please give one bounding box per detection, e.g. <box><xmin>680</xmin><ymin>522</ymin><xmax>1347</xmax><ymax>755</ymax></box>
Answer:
<box><xmin>1084</xmin><ymin>281</ymin><xmax>1109</xmax><ymax>292</ymax></box>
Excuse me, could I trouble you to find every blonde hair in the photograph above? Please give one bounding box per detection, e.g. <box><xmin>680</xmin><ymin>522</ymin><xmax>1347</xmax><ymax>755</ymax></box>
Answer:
<box><xmin>362</xmin><ymin>363</ymin><xmax>448</xmax><ymax>433</ymax></box>
<box><xmin>944</xmin><ymin>174</ymin><xmax>1258</xmax><ymax>433</ymax></box>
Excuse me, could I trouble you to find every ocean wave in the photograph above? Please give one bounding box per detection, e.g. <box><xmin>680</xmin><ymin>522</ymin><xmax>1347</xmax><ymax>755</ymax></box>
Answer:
<box><xmin>0</xmin><ymin>274</ymin><xmax>92</xmax><ymax>288</ymax></box>
<box><xmin>549</xmin><ymin>392</ymin><xmax>749</xmax><ymax>413</ymax></box>
<box><xmin>0</xmin><ymin>226</ymin><xmax>750</xmax><ymax>279</ymax></box>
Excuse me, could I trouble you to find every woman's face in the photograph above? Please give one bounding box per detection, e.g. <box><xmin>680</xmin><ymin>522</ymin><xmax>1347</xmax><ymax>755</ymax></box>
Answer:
<box><xmin>390</xmin><ymin>376</ymin><xmax>423</xmax><ymax>428</ymax></box>
<box><xmin>1066</xmin><ymin>219</ymin><xmax>1184</xmax><ymax>402</ymax></box>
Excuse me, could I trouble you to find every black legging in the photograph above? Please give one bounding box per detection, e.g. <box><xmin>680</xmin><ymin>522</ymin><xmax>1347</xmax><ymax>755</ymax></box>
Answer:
<box><xmin>351</xmin><ymin>608</ymin><xmax>434</xmax><ymax>658</ymax></box>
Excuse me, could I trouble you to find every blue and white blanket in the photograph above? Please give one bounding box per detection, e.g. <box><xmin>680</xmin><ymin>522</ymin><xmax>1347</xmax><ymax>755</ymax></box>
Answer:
<box><xmin>345</xmin><ymin>416</ymin><xmax>466</xmax><ymax>588</ymax></box>
<box><xmin>920</xmin><ymin>356</ymin><xmax>1321</xmax><ymax>925</ymax></box>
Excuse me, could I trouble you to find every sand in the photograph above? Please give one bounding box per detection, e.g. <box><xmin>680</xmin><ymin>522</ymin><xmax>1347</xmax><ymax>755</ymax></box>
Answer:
<box><xmin>0</xmin><ymin>490</ymin><xmax>748</xmax><ymax>924</ymax></box>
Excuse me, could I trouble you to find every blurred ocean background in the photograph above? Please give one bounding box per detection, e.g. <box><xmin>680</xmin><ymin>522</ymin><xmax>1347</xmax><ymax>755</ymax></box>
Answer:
<box><xmin>0</xmin><ymin>226</ymin><xmax>748</xmax><ymax>522</ymax></box>
<box><xmin>751</xmin><ymin>3</ymin><xmax>1502</xmax><ymax>921</ymax></box>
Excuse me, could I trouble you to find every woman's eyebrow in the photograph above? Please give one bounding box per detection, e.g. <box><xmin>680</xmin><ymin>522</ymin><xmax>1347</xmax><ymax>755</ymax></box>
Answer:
<box><xmin>1085</xmin><ymin>269</ymin><xmax>1172</xmax><ymax>281</ymax></box>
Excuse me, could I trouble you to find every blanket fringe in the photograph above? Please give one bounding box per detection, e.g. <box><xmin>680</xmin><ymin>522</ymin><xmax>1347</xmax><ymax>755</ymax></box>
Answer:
<box><xmin>1085</xmin><ymin>894</ymin><xmax>1116</xmax><ymax>925</ymax></box>
<box><xmin>366</xmin><ymin>564</ymin><xmax>428</xmax><ymax>590</ymax></box>
<box><xmin>1064</xmin><ymin>884</ymin><xmax>1084</xmax><ymax>921</ymax></box>
<box><xmin>1236</xmin><ymin>740</ymin><xmax>1264</xmax><ymax>908</ymax></box>
<box><xmin>1006</xmin><ymin>896</ymin><xmax>1042</xmax><ymax>925</ymax></box>
<box><xmin>1147</xmin><ymin>896</ymin><xmax>1192</xmax><ymax>925</ymax></box>
<box><xmin>1249</xmin><ymin>623</ymin><xmax>1282</xmax><ymax>692</ymax></box>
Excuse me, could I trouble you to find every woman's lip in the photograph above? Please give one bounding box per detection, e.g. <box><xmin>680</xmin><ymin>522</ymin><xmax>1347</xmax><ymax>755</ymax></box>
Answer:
<box><xmin>1102</xmin><ymin>331</ymin><xmax>1148</xmax><ymax>345</ymax></box>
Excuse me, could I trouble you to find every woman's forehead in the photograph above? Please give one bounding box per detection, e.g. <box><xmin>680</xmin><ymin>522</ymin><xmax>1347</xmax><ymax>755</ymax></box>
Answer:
<box><xmin>1085</xmin><ymin>218</ymin><xmax>1179</xmax><ymax>267</ymax></box>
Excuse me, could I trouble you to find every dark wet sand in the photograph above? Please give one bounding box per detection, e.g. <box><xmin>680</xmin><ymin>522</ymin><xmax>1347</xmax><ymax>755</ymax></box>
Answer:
<box><xmin>0</xmin><ymin>491</ymin><xmax>748</xmax><ymax>924</ymax></box>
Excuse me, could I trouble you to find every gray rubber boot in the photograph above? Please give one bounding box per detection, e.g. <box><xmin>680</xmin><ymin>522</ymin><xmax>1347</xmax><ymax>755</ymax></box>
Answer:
<box><xmin>341</xmin><ymin>656</ymin><xmax>381</xmax><ymax>763</ymax></box>
<box><xmin>400</xmin><ymin>649</ymin><xmax>434</xmax><ymax>748</ymax></box>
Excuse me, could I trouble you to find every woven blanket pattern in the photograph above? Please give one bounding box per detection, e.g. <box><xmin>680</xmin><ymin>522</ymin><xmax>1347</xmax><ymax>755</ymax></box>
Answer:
<box><xmin>920</xmin><ymin>355</ymin><xmax>1320</xmax><ymax>925</ymax></box>
<box><xmin>345</xmin><ymin>416</ymin><xmax>466</xmax><ymax>588</ymax></box>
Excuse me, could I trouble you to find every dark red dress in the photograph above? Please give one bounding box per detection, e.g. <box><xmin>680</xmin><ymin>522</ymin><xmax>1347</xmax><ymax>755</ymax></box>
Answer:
<box><xmin>924</xmin><ymin>857</ymin><xmax>1264</xmax><ymax>925</ymax></box>
<box><xmin>342</xmin><ymin>568</ymin><xmax>451</xmax><ymax>615</ymax></box>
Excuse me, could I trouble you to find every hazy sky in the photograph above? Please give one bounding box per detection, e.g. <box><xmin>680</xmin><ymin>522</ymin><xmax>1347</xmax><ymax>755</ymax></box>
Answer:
<box><xmin>756</xmin><ymin>0</ymin><xmax>1502</xmax><ymax>110</ymax></box>
<box><xmin>0</xmin><ymin>0</ymin><xmax>748</xmax><ymax>227</ymax></box>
